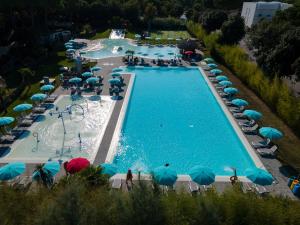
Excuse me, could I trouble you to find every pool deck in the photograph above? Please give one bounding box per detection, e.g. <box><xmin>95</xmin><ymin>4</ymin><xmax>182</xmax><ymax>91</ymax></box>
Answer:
<box><xmin>0</xmin><ymin>56</ymin><xmax>298</xmax><ymax>199</ymax></box>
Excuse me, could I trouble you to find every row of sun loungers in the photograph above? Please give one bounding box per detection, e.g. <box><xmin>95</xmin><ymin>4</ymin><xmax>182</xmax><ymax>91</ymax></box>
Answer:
<box><xmin>209</xmin><ymin>70</ymin><xmax>279</xmax><ymax>158</ymax></box>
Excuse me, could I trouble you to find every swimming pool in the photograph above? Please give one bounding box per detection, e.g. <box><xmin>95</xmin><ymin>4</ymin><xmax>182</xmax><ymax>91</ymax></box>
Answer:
<box><xmin>1</xmin><ymin>95</ymin><xmax>114</xmax><ymax>163</ymax></box>
<box><xmin>83</xmin><ymin>39</ymin><xmax>179</xmax><ymax>60</ymax></box>
<box><xmin>112</xmin><ymin>67</ymin><xmax>259</xmax><ymax>176</ymax></box>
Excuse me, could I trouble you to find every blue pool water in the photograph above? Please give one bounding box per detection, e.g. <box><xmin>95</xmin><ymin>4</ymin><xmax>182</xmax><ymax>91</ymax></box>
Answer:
<box><xmin>83</xmin><ymin>39</ymin><xmax>179</xmax><ymax>60</ymax></box>
<box><xmin>113</xmin><ymin>67</ymin><xmax>257</xmax><ymax>175</ymax></box>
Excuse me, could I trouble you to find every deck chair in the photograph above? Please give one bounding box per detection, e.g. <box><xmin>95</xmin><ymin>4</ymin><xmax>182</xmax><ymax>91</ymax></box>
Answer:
<box><xmin>45</xmin><ymin>95</ymin><xmax>58</xmax><ymax>103</ymax></box>
<box><xmin>241</xmin><ymin>124</ymin><xmax>259</xmax><ymax>134</ymax></box>
<box><xmin>111</xmin><ymin>179</ymin><xmax>122</xmax><ymax>189</ymax></box>
<box><xmin>257</xmin><ymin>145</ymin><xmax>278</xmax><ymax>156</ymax></box>
<box><xmin>233</xmin><ymin>113</ymin><xmax>246</xmax><ymax>119</ymax></box>
<box><xmin>252</xmin><ymin>139</ymin><xmax>270</xmax><ymax>148</ymax></box>
<box><xmin>0</xmin><ymin>134</ymin><xmax>15</xmax><ymax>143</ymax></box>
<box><xmin>239</xmin><ymin>120</ymin><xmax>256</xmax><ymax>127</ymax></box>
<box><xmin>19</xmin><ymin>119</ymin><xmax>34</xmax><ymax>127</ymax></box>
<box><xmin>32</xmin><ymin>106</ymin><xmax>46</xmax><ymax>114</ymax></box>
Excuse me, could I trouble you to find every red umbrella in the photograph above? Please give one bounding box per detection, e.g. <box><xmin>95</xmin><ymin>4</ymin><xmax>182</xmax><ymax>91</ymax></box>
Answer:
<box><xmin>184</xmin><ymin>51</ymin><xmax>193</xmax><ymax>55</ymax></box>
<box><xmin>66</xmin><ymin>157</ymin><xmax>90</xmax><ymax>174</ymax></box>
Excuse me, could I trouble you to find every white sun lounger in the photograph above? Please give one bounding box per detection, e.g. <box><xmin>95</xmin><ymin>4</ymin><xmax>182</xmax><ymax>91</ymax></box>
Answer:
<box><xmin>111</xmin><ymin>179</ymin><xmax>122</xmax><ymax>189</ymax></box>
<box><xmin>257</xmin><ymin>145</ymin><xmax>278</xmax><ymax>156</ymax></box>
<box><xmin>251</xmin><ymin>139</ymin><xmax>270</xmax><ymax>148</ymax></box>
<box><xmin>233</xmin><ymin>113</ymin><xmax>246</xmax><ymax>119</ymax></box>
<box><xmin>19</xmin><ymin>119</ymin><xmax>34</xmax><ymax>127</ymax></box>
<box><xmin>32</xmin><ymin>107</ymin><xmax>46</xmax><ymax>114</ymax></box>
<box><xmin>242</xmin><ymin>124</ymin><xmax>259</xmax><ymax>134</ymax></box>
<box><xmin>239</xmin><ymin>120</ymin><xmax>256</xmax><ymax>127</ymax></box>
<box><xmin>45</xmin><ymin>95</ymin><xmax>58</xmax><ymax>103</ymax></box>
<box><xmin>0</xmin><ymin>134</ymin><xmax>15</xmax><ymax>143</ymax></box>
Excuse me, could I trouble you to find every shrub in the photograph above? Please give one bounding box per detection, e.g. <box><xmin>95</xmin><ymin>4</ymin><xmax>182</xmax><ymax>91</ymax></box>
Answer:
<box><xmin>187</xmin><ymin>21</ymin><xmax>300</xmax><ymax>137</ymax></box>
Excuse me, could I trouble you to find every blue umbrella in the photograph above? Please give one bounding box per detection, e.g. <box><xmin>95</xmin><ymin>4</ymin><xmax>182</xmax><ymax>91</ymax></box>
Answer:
<box><xmin>33</xmin><ymin>161</ymin><xmax>60</xmax><ymax>180</ymax></box>
<box><xmin>100</xmin><ymin>163</ymin><xmax>117</xmax><ymax>177</ymax></box>
<box><xmin>112</xmin><ymin>68</ymin><xmax>123</xmax><ymax>73</ymax></box>
<box><xmin>216</xmin><ymin>75</ymin><xmax>228</xmax><ymax>81</ymax></box>
<box><xmin>207</xmin><ymin>63</ymin><xmax>218</xmax><ymax>69</ymax></box>
<box><xmin>245</xmin><ymin>168</ymin><xmax>274</xmax><ymax>186</ymax></box>
<box><xmin>189</xmin><ymin>166</ymin><xmax>215</xmax><ymax>185</ymax></box>
<box><xmin>204</xmin><ymin>58</ymin><xmax>214</xmax><ymax>63</ymax></box>
<box><xmin>40</xmin><ymin>84</ymin><xmax>54</xmax><ymax>92</ymax></box>
<box><xmin>224</xmin><ymin>87</ymin><xmax>238</xmax><ymax>95</ymax></box>
<box><xmin>210</xmin><ymin>69</ymin><xmax>222</xmax><ymax>75</ymax></box>
<box><xmin>108</xmin><ymin>78</ymin><xmax>121</xmax><ymax>85</ymax></box>
<box><xmin>69</xmin><ymin>77</ymin><xmax>82</xmax><ymax>83</ymax></box>
<box><xmin>259</xmin><ymin>127</ymin><xmax>283</xmax><ymax>140</ymax></box>
<box><xmin>86</xmin><ymin>77</ymin><xmax>99</xmax><ymax>84</ymax></box>
<box><xmin>13</xmin><ymin>104</ymin><xmax>32</xmax><ymax>112</ymax></box>
<box><xmin>243</xmin><ymin>110</ymin><xmax>262</xmax><ymax>121</ymax></box>
<box><xmin>219</xmin><ymin>80</ymin><xmax>233</xmax><ymax>87</ymax></box>
<box><xmin>231</xmin><ymin>98</ymin><xmax>249</xmax><ymax>107</ymax></box>
<box><xmin>0</xmin><ymin>162</ymin><xmax>26</xmax><ymax>181</ymax></box>
<box><xmin>0</xmin><ymin>117</ymin><xmax>15</xmax><ymax>126</ymax></box>
<box><xmin>82</xmin><ymin>72</ymin><xmax>93</xmax><ymax>77</ymax></box>
<box><xmin>153</xmin><ymin>166</ymin><xmax>177</xmax><ymax>186</ymax></box>
<box><xmin>31</xmin><ymin>93</ymin><xmax>47</xmax><ymax>102</ymax></box>
<box><xmin>91</xmin><ymin>66</ymin><xmax>102</xmax><ymax>72</ymax></box>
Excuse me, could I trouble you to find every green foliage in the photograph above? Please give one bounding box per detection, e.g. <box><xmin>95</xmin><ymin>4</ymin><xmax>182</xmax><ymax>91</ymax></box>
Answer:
<box><xmin>187</xmin><ymin>21</ymin><xmax>300</xmax><ymax>166</ymax></box>
<box><xmin>249</xmin><ymin>5</ymin><xmax>300</xmax><ymax>79</ymax></box>
<box><xmin>17</xmin><ymin>68</ymin><xmax>35</xmax><ymax>85</ymax></box>
<box><xmin>220</xmin><ymin>14</ymin><xmax>245</xmax><ymax>44</ymax></box>
<box><xmin>1</xmin><ymin>180</ymin><xmax>300</xmax><ymax>225</ymax></box>
<box><xmin>200</xmin><ymin>10</ymin><xmax>228</xmax><ymax>33</ymax></box>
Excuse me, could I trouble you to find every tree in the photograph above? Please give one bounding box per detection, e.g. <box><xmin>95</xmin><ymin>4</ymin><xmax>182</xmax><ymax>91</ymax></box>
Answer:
<box><xmin>17</xmin><ymin>67</ymin><xmax>35</xmax><ymax>86</ymax></box>
<box><xmin>220</xmin><ymin>14</ymin><xmax>245</xmax><ymax>44</ymax></box>
<box><xmin>144</xmin><ymin>3</ymin><xmax>157</xmax><ymax>32</ymax></box>
<box><xmin>200</xmin><ymin>10</ymin><xmax>228</xmax><ymax>33</ymax></box>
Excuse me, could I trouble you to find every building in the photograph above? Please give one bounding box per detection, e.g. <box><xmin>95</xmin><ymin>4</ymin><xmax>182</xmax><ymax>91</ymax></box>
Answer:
<box><xmin>241</xmin><ymin>1</ymin><xmax>292</xmax><ymax>27</ymax></box>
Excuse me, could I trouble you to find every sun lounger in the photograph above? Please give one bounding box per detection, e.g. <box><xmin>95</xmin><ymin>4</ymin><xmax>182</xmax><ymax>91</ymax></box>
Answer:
<box><xmin>253</xmin><ymin>184</ymin><xmax>270</xmax><ymax>196</ymax></box>
<box><xmin>0</xmin><ymin>134</ymin><xmax>15</xmax><ymax>143</ymax></box>
<box><xmin>230</xmin><ymin>107</ymin><xmax>243</xmax><ymax>113</ymax></box>
<box><xmin>233</xmin><ymin>113</ymin><xmax>246</xmax><ymax>119</ymax></box>
<box><xmin>19</xmin><ymin>119</ymin><xmax>34</xmax><ymax>127</ymax></box>
<box><xmin>111</xmin><ymin>179</ymin><xmax>122</xmax><ymax>189</ymax></box>
<box><xmin>32</xmin><ymin>107</ymin><xmax>46</xmax><ymax>114</ymax></box>
<box><xmin>189</xmin><ymin>181</ymin><xmax>200</xmax><ymax>194</ymax></box>
<box><xmin>251</xmin><ymin>139</ymin><xmax>270</xmax><ymax>148</ymax></box>
<box><xmin>257</xmin><ymin>145</ymin><xmax>278</xmax><ymax>156</ymax></box>
<box><xmin>239</xmin><ymin>120</ymin><xmax>256</xmax><ymax>127</ymax></box>
<box><xmin>45</xmin><ymin>95</ymin><xmax>58</xmax><ymax>103</ymax></box>
<box><xmin>242</xmin><ymin>124</ymin><xmax>259</xmax><ymax>134</ymax></box>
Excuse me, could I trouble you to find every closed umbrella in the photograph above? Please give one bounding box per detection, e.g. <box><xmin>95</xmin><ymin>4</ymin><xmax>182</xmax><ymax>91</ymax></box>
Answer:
<box><xmin>82</xmin><ymin>72</ymin><xmax>93</xmax><ymax>77</ymax></box>
<box><xmin>100</xmin><ymin>163</ymin><xmax>117</xmax><ymax>177</ymax></box>
<box><xmin>69</xmin><ymin>77</ymin><xmax>82</xmax><ymax>83</ymax></box>
<box><xmin>13</xmin><ymin>104</ymin><xmax>32</xmax><ymax>112</ymax></box>
<box><xmin>0</xmin><ymin>162</ymin><xmax>25</xmax><ymax>181</ymax></box>
<box><xmin>243</xmin><ymin>110</ymin><xmax>262</xmax><ymax>121</ymax></box>
<box><xmin>207</xmin><ymin>63</ymin><xmax>218</xmax><ymax>69</ymax></box>
<box><xmin>189</xmin><ymin>166</ymin><xmax>215</xmax><ymax>185</ymax></box>
<box><xmin>219</xmin><ymin>80</ymin><xmax>233</xmax><ymax>87</ymax></box>
<box><xmin>216</xmin><ymin>75</ymin><xmax>228</xmax><ymax>81</ymax></box>
<box><xmin>231</xmin><ymin>98</ymin><xmax>249</xmax><ymax>107</ymax></box>
<box><xmin>40</xmin><ymin>84</ymin><xmax>54</xmax><ymax>92</ymax></box>
<box><xmin>86</xmin><ymin>77</ymin><xmax>99</xmax><ymax>84</ymax></box>
<box><xmin>0</xmin><ymin>117</ymin><xmax>15</xmax><ymax>126</ymax></box>
<box><xmin>184</xmin><ymin>51</ymin><xmax>193</xmax><ymax>55</ymax></box>
<box><xmin>30</xmin><ymin>93</ymin><xmax>47</xmax><ymax>102</ymax></box>
<box><xmin>224</xmin><ymin>87</ymin><xmax>238</xmax><ymax>95</ymax></box>
<box><xmin>259</xmin><ymin>127</ymin><xmax>283</xmax><ymax>140</ymax></box>
<box><xmin>153</xmin><ymin>166</ymin><xmax>177</xmax><ymax>186</ymax></box>
<box><xmin>66</xmin><ymin>157</ymin><xmax>90</xmax><ymax>174</ymax></box>
<box><xmin>245</xmin><ymin>168</ymin><xmax>274</xmax><ymax>186</ymax></box>
<box><xmin>91</xmin><ymin>66</ymin><xmax>102</xmax><ymax>72</ymax></box>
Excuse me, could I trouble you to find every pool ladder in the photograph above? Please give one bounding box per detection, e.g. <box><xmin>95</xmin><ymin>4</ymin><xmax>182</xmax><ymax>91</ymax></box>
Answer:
<box><xmin>32</xmin><ymin>132</ymin><xmax>40</xmax><ymax>143</ymax></box>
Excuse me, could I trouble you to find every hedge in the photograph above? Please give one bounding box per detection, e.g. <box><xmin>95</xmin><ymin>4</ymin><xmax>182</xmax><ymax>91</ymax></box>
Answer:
<box><xmin>187</xmin><ymin>21</ymin><xmax>300</xmax><ymax>136</ymax></box>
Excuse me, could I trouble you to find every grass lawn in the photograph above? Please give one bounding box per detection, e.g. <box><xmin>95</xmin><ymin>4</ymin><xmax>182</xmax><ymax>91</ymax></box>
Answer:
<box><xmin>217</xmin><ymin>64</ymin><xmax>300</xmax><ymax>173</ymax></box>
<box><xmin>149</xmin><ymin>30</ymin><xmax>191</xmax><ymax>39</ymax></box>
<box><xmin>1</xmin><ymin>50</ymin><xmax>74</xmax><ymax>119</ymax></box>
<box><xmin>90</xmin><ymin>29</ymin><xmax>111</xmax><ymax>40</ymax></box>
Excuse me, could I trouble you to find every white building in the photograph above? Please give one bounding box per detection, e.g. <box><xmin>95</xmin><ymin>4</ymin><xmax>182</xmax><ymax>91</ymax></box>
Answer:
<box><xmin>241</xmin><ymin>1</ymin><xmax>292</xmax><ymax>27</ymax></box>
